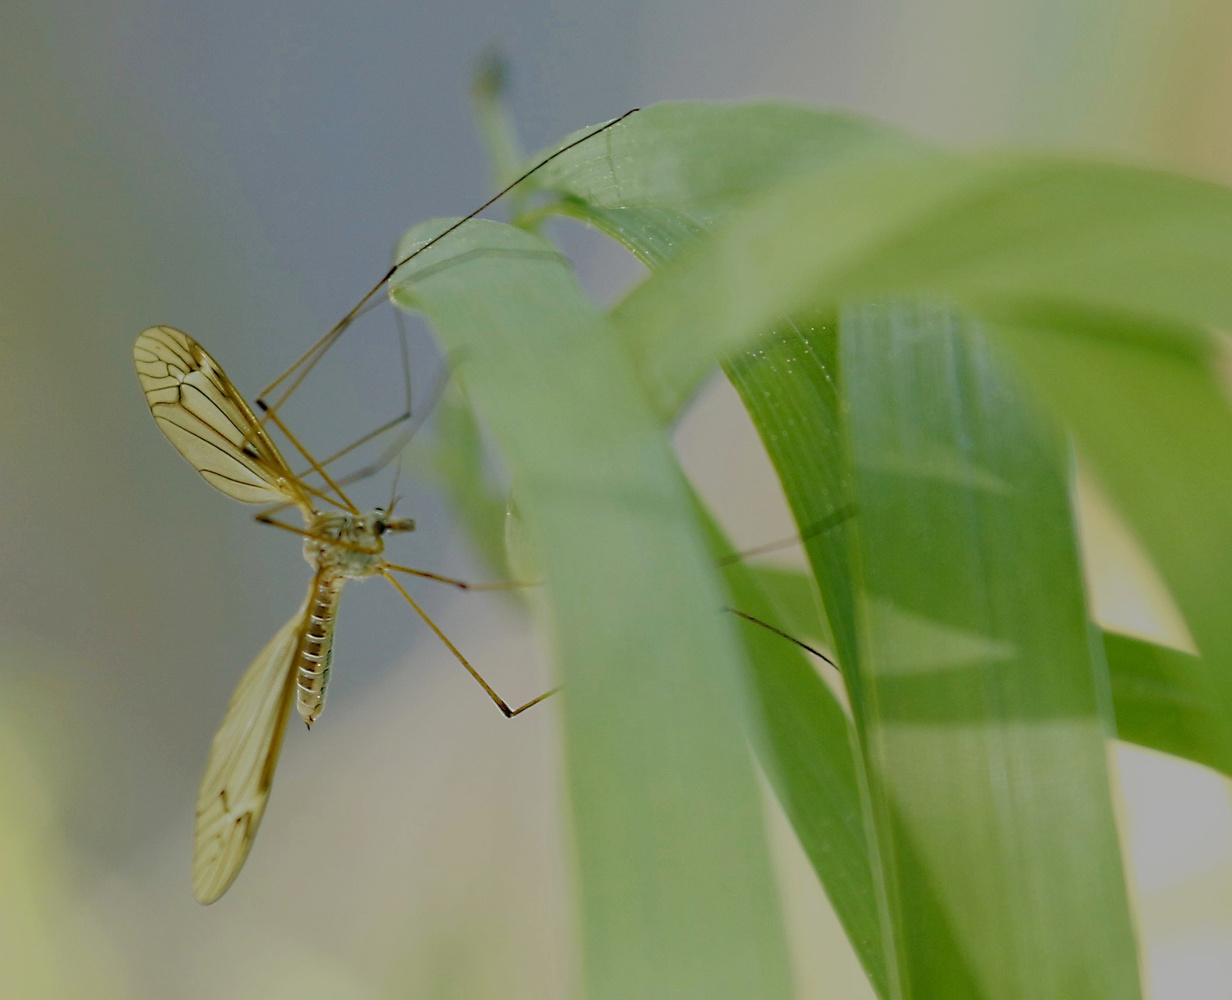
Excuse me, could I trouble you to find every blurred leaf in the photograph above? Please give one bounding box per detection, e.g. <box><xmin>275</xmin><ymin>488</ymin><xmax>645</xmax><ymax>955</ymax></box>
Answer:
<box><xmin>520</xmin><ymin>107</ymin><xmax>945</xmax><ymax>993</ymax></box>
<box><xmin>389</xmin><ymin>218</ymin><xmax>793</xmax><ymax>1000</ymax></box>
<box><xmin>724</xmin><ymin>319</ymin><xmax>969</xmax><ymax>995</ymax></box>
<box><xmin>470</xmin><ymin>102</ymin><xmax>1232</xmax><ymax>998</ymax></box>
<box><xmin>842</xmin><ymin>301</ymin><xmax>1139</xmax><ymax>999</ymax></box>
<box><xmin>540</xmin><ymin>104</ymin><xmax>1232</xmax><ymax>794</ymax></box>
<box><xmin>995</xmin><ymin>315</ymin><xmax>1232</xmax><ymax>779</ymax></box>
<box><xmin>609</xmin><ymin>152</ymin><xmax>1232</xmax><ymax>421</ymax></box>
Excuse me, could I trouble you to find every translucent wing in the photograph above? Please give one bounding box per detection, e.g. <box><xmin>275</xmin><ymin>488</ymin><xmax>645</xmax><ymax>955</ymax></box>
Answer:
<box><xmin>134</xmin><ymin>326</ymin><xmax>307</xmax><ymax>508</ymax></box>
<box><xmin>193</xmin><ymin>600</ymin><xmax>306</xmax><ymax>904</ymax></box>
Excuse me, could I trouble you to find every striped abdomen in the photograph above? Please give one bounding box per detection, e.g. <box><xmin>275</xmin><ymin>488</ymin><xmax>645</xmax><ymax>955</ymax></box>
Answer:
<box><xmin>296</xmin><ymin>572</ymin><xmax>345</xmax><ymax>726</ymax></box>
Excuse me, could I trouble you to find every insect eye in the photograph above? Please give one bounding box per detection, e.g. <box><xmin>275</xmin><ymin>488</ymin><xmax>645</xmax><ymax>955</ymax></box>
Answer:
<box><xmin>375</xmin><ymin>521</ymin><xmax>386</xmax><ymax>535</ymax></box>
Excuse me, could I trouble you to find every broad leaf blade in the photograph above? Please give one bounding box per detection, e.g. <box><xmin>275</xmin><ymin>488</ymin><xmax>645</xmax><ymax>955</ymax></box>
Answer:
<box><xmin>389</xmin><ymin>218</ymin><xmax>792</xmax><ymax>1000</ymax></box>
<box><xmin>724</xmin><ymin>321</ymin><xmax>957</xmax><ymax>997</ymax></box>
<box><xmin>842</xmin><ymin>301</ymin><xmax>1140</xmax><ymax>999</ymax></box>
<box><xmin>996</xmin><ymin>315</ymin><xmax>1232</xmax><ymax>774</ymax></box>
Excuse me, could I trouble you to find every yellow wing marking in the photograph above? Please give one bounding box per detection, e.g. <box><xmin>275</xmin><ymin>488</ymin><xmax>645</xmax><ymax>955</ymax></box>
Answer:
<box><xmin>134</xmin><ymin>326</ymin><xmax>307</xmax><ymax>508</ymax></box>
<box><xmin>192</xmin><ymin>600</ymin><xmax>306</xmax><ymax>904</ymax></box>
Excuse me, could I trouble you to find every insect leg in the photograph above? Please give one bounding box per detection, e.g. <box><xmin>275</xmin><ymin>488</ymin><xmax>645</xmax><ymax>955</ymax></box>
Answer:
<box><xmin>260</xmin><ymin>406</ymin><xmax>359</xmax><ymax>513</ymax></box>
<box><xmin>723</xmin><ymin>608</ymin><xmax>839</xmax><ymax>671</ymax></box>
<box><xmin>714</xmin><ymin>503</ymin><xmax>859</xmax><ymax>566</ymax></box>
<box><xmin>382</xmin><ymin>561</ymin><xmax>536</xmax><ymax>592</ymax></box>
<box><xmin>254</xmin><ymin>109</ymin><xmax>640</xmax><ymax>415</ymax></box>
<box><xmin>382</xmin><ymin>571</ymin><xmax>557</xmax><ymax>718</ymax></box>
<box><xmin>295</xmin><ymin>342</ymin><xmax>457</xmax><ymax>493</ymax></box>
<box><xmin>252</xmin><ymin>512</ymin><xmax>398</xmax><ymax>560</ymax></box>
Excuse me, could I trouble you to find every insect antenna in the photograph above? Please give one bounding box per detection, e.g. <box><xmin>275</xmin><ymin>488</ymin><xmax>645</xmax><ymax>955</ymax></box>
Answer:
<box><xmin>386</xmin><ymin>451</ymin><xmax>404</xmax><ymax>516</ymax></box>
<box><xmin>254</xmin><ymin>107</ymin><xmax>641</xmax><ymax>419</ymax></box>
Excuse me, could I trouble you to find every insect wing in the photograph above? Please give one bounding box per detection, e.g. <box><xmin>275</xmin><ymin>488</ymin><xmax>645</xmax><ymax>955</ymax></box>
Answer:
<box><xmin>134</xmin><ymin>326</ymin><xmax>304</xmax><ymax>507</ymax></box>
<box><xmin>193</xmin><ymin>602</ymin><xmax>305</xmax><ymax>904</ymax></box>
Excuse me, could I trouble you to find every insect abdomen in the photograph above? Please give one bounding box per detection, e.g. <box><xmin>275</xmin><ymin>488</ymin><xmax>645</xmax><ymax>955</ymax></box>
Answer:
<box><xmin>296</xmin><ymin>573</ymin><xmax>345</xmax><ymax>726</ymax></box>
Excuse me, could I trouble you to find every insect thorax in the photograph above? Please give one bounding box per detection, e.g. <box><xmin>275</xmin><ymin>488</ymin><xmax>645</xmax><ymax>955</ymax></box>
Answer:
<box><xmin>304</xmin><ymin>510</ymin><xmax>386</xmax><ymax>578</ymax></box>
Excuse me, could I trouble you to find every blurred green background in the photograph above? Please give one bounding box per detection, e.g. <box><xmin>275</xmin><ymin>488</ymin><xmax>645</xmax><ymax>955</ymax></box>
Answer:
<box><xmin>2</xmin><ymin>1</ymin><xmax>1230</xmax><ymax>996</ymax></box>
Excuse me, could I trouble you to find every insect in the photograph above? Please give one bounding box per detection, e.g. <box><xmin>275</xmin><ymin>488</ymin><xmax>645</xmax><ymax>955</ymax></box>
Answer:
<box><xmin>136</xmin><ymin>110</ymin><xmax>639</xmax><ymax>904</ymax></box>
<box><xmin>135</xmin><ymin>326</ymin><xmax>552</xmax><ymax>903</ymax></box>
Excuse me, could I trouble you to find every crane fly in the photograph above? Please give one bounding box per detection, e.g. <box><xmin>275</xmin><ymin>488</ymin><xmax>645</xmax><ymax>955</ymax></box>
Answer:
<box><xmin>135</xmin><ymin>326</ymin><xmax>552</xmax><ymax>903</ymax></box>
<box><xmin>136</xmin><ymin>110</ymin><xmax>639</xmax><ymax>905</ymax></box>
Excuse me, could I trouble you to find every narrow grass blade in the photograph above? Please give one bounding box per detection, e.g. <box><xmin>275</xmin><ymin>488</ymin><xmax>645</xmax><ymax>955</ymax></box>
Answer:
<box><xmin>390</xmin><ymin>218</ymin><xmax>792</xmax><ymax>1000</ymax></box>
<box><xmin>842</xmin><ymin>301</ymin><xmax>1140</xmax><ymax>1000</ymax></box>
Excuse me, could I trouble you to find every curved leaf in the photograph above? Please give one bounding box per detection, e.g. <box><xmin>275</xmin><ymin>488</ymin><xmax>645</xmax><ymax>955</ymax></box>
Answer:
<box><xmin>389</xmin><ymin>217</ymin><xmax>792</xmax><ymax>1000</ymax></box>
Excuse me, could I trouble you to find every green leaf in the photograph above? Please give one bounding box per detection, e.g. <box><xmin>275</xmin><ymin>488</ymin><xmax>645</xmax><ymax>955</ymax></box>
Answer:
<box><xmin>389</xmin><ymin>217</ymin><xmax>793</xmax><ymax>1000</ymax></box>
<box><xmin>745</xmin><ymin>565</ymin><xmax>833</xmax><ymax>652</ymax></box>
<box><xmin>724</xmin><ymin>319</ymin><xmax>979</xmax><ymax>996</ymax></box>
<box><xmin>996</xmin><ymin>314</ymin><xmax>1232</xmax><ymax>773</ymax></box>
<box><xmin>749</xmin><ymin>568</ymin><xmax>1232</xmax><ymax>780</ymax></box>
<box><xmin>559</xmin><ymin>110</ymin><xmax>1232</xmax><ymax>790</ymax></box>
<box><xmin>519</xmin><ymin>107</ymin><xmax>942</xmax><ymax>994</ymax></box>
<box><xmin>1103</xmin><ymin>630</ymin><xmax>1231</xmax><ymax>778</ymax></box>
<box><xmin>609</xmin><ymin>153</ymin><xmax>1232</xmax><ymax>420</ymax></box>
<box><xmin>724</xmin><ymin>319</ymin><xmax>860</xmax><ymax>679</ymax></box>
<box><xmin>699</xmin><ymin>504</ymin><xmax>887</xmax><ymax>997</ymax></box>
<box><xmin>842</xmin><ymin>301</ymin><xmax>1140</xmax><ymax>999</ymax></box>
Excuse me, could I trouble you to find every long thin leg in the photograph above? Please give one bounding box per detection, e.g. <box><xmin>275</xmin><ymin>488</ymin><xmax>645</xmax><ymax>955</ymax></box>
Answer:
<box><xmin>724</xmin><ymin>607</ymin><xmax>840</xmax><ymax>672</ymax></box>
<box><xmin>383</xmin><ymin>561</ymin><xmax>536</xmax><ymax>592</ymax></box>
<box><xmin>715</xmin><ymin>503</ymin><xmax>859</xmax><ymax>566</ymax></box>
<box><xmin>254</xmin><ymin>109</ymin><xmax>641</xmax><ymax>415</ymax></box>
<box><xmin>256</xmin><ymin>341</ymin><xmax>451</xmax><ymax>522</ymax></box>
<box><xmin>253</xmin><ymin>512</ymin><xmax>385</xmax><ymax>559</ymax></box>
<box><xmin>293</xmin><ymin>305</ymin><xmax>418</xmax><ymax>485</ymax></box>
<box><xmin>300</xmin><ymin>412</ymin><xmax>413</xmax><ymax>483</ymax></box>
<box><xmin>261</xmin><ymin>406</ymin><xmax>359</xmax><ymax>513</ymax></box>
<box><xmin>302</xmin><ymin>353</ymin><xmax>456</xmax><ymax>492</ymax></box>
<box><xmin>258</xmin><ymin>478</ymin><xmax>353</xmax><ymax>524</ymax></box>
<box><xmin>383</xmin><ymin>571</ymin><xmax>557</xmax><ymax>718</ymax></box>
